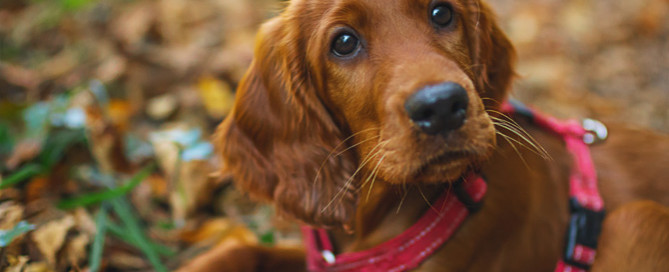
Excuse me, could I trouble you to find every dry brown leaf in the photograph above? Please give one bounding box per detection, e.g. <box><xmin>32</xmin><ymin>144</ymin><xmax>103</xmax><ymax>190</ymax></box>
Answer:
<box><xmin>23</xmin><ymin>262</ymin><xmax>52</xmax><ymax>272</ymax></box>
<box><xmin>85</xmin><ymin>105</ymin><xmax>132</xmax><ymax>174</ymax></box>
<box><xmin>173</xmin><ymin>239</ymin><xmax>246</xmax><ymax>272</ymax></box>
<box><xmin>4</xmin><ymin>255</ymin><xmax>29</xmax><ymax>272</ymax></box>
<box><xmin>31</xmin><ymin>215</ymin><xmax>76</xmax><ymax>267</ymax></box>
<box><xmin>72</xmin><ymin>208</ymin><xmax>97</xmax><ymax>237</ymax></box>
<box><xmin>37</xmin><ymin>50</ymin><xmax>78</xmax><ymax>80</ymax></box>
<box><xmin>65</xmin><ymin>233</ymin><xmax>90</xmax><ymax>267</ymax></box>
<box><xmin>5</xmin><ymin>139</ymin><xmax>42</xmax><ymax>170</ymax></box>
<box><xmin>146</xmin><ymin>94</ymin><xmax>178</xmax><ymax>120</ymax></box>
<box><xmin>196</xmin><ymin>76</ymin><xmax>235</xmax><ymax>118</ymax></box>
<box><xmin>107</xmin><ymin>99</ymin><xmax>134</xmax><ymax>132</ymax></box>
<box><xmin>25</xmin><ymin>177</ymin><xmax>50</xmax><ymax>203</ymax></box>
<box><xmin>0</xmin><ymin>201</ymin><xmax>24</xmax><ymax>230</ymax></box>
<box><xmin>180</xmin><ymin>218</ymin><xmax>230</xmax><ymax>244</ymax></box>
<box><xmin>170</xmin><ymin>160</ymin><xmax>216</xmax><ymax>224</ymax></box>
<box><xmin>110</xmin><ymin>1</ymin><xmax>156</xmax><ymax>52</ymax></box>
<box><xmin>95</xmin><ymin>55</ymin><xmax>127</xmax><ymax>83</ymax></box>
<box><xmin>146</xmin><ymin>174</ymin><xmax>168</xmax><ymax>198</ymax></box>
<box><xmin>0</xmin><ymin>63</ymin><xmax>41</xmax><ymax>91</ymax></box>
<box><xmin>107</xmin><ymin>251</ymin><xmax>147</xmax><ymax>271</ymax></box>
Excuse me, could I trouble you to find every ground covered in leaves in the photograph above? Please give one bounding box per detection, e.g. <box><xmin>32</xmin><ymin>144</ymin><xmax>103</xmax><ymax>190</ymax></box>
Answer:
<box><xmin>0</xmin><ymin>0</ymin><xmax>667</xmax><ymax>271</ymax></box>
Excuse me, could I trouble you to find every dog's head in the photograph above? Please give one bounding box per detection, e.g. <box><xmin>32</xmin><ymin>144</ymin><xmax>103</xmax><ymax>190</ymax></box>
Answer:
<box><xmin>215</xmin><ymin>0</ymin><xmax>515</xmax><ymax>228</ymax></box>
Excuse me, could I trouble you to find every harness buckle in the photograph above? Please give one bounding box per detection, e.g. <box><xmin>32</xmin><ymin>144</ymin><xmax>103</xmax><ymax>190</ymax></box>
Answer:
<box><xmin>582</xmin><ymin>118</ymin><xmax>608</xmax><ymax>145</ymax></box>
<box><xmin>563</xmin><ymin>198</ymin><xmax>606</xmax><ymax>269</ymax></box>
<box><xmin>322</xmin><ymin>250</ymin><xmax>336</xmax><ymax>264</ymax></box>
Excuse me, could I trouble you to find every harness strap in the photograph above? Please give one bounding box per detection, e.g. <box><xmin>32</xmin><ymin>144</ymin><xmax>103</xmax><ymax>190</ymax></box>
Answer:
<box><xmin>302</xmin><ymin>100</ymin><xmax>606</xmax><ymax>272</ymax></box>
<box><xmin>501</xmin><ymin>100</ymin><xmax>606</xmax><ymax>271</ymax></box>
<box><xmin>302</xmin><ymin>173</ymin><xmax>487</xmax><ymax>272</ymax></box>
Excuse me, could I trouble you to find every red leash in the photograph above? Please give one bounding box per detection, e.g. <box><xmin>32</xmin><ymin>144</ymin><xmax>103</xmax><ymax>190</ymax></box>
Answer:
<box><xmin>302</xmin><ymin>100</ymin><xmax>606</xmax><ymax>272</ymax></box>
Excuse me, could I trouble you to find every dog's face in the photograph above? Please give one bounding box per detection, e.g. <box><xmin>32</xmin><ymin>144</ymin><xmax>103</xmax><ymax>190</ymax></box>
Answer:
<box><xmin>216</xmin><ymin>0</ymin><xmax>515</xmax><ymax>228</ymax></box>
<box><xmin>311</xmin><ymin>0</ymin><xmax>512</xmax><ymax>184</ymax></box>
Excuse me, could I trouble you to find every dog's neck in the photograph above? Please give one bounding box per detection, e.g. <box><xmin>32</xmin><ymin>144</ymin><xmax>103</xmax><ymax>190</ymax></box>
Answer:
<box><xmin>331</xmin><ymin>119</ymin><xmax>574</xmax><ymax>270</ymax></box>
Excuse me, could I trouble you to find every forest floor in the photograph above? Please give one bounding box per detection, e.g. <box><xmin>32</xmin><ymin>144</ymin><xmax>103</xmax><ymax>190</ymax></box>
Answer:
<box><xmin>0</xmin><ymin>0</ymin><xmax>667</xmax><ymax>271</ymax></box>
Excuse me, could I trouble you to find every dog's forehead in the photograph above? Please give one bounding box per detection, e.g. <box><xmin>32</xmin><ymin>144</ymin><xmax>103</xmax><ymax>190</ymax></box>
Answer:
<box><xmin>302</xmin><ymin>0</ymin><xmax>468</xmax><ymax>16</ymax></box>
<box><xmin>294</xmin><ymin>0</ymin><xmax>469</xmax><ymax>37</ymax></box>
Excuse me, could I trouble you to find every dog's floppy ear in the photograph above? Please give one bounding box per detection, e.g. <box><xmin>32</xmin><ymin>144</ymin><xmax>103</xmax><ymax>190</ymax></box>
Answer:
<box><xmin>466</xmin><ymin>1</ymin><xmax>516</xmax><ymax>106</ymax></box>
<box><xmin>214</xmin><ymin>17</ymin><xmax>357</xmax><ymax>228</ymax></box>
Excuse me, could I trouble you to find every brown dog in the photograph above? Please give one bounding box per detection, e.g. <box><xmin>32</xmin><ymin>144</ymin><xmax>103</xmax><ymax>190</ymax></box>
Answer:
<box><xmin>194</xmin><ymin>0</ymin><xmax>669</xmax><ymax>271</ymax></box>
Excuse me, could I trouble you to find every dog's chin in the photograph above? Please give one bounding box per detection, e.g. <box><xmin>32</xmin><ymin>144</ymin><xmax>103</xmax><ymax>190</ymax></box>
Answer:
<box><xmin>414</xmin><ymin>160</ymin><xmax>469</xmax><ymax>183</ymax></box>
<box><xmin>412</xmin><ymin>155</ymin><xmax>474</xmax><ymax>183</ymax></box>
<box><xmin>410</xmin><ymin>146</ymin><xmax>494</xmax><ymax>184</ymax></box>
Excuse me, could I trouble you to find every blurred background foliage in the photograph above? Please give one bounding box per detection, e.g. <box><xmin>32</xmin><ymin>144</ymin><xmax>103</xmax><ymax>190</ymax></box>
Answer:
<box><xmin>0</xmin><ymin>0</ymin><xmax>667</xmax><ymax>271</ymax></box>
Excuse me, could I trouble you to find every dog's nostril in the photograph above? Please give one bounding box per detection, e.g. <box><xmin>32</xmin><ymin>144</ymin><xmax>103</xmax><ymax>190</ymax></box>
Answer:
<box><xmin>416</xmin><ymin>108</ymin><xmax>434</xmax><ymax>121</ymax></box>
<box><xmin>451</xmin><ymin>101</ymin><xmax>466</xmax><ymax>114</ymax></box>
<box><xmin>404</xmin><ymin>82</ymin><xmax>469</xmax><ymax>135</ymax></box>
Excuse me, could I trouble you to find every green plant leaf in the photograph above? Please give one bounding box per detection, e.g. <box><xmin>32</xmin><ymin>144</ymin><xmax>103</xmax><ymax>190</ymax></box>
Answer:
<box><xmin>110</xmin><ymin>197</ymin><xmax>168</xmax><ymax>272</ymax></box>
<box><xmin>0</xmin><ymin>221</ymin><xmax>35</xmax><ymax>247</ymax></box>
<box><xmin>89</xmin><ymin>204</ymin><xmax>109</xmax><ymax>272</ymax></box>
<box><xmin>0</xmin><ymin>164</ymin><xmax>43</xmax><ymax>189</ymax></box>
<box><xmin>58</xmin><ymin>163</ymin><xmax>155</xmax><ymax>210</ymax></box>
<box><xmin>106</xmin><ymin>222</ymin><xmax>175</xmax><ymax>257</ymax></box>
<box><xmin>38</xmin><ymin>128</ymin><xmax>86</xmax><ymax>168</ymax></box>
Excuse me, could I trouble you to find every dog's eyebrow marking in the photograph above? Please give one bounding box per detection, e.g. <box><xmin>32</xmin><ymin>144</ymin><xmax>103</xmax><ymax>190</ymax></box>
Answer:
<box><xmin>325</xmin><ymin>0</ymin><xmax>371</xmax><ymax>30</ymax></box>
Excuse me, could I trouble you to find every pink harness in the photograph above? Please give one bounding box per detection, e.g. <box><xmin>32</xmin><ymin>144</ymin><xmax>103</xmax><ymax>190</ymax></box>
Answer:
<box><xmin>302</xmin><ymin>100</ymin><xmax>607</xmax><ymax>272</ymax></box>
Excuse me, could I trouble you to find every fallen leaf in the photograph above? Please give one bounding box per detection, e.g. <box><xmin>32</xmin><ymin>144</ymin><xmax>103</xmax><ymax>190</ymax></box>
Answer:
<box><xmin>196</xmin><ymin>76</ymin><xmax>235</xmax><ymax>118</ymax></box>
<box><xmin>110</xmin><ymin>1</ymin><xmax>156</xmax><ymax>53</ymax></box>
<box><xmin>85</xmin><ymin>104</ymin><xmax>132</xmax><ymax>173</ymax></box>
<box><xmin>0</xmin><ymin>201</ymin><xmax>24</xmax><ymax>229</ymax></box>
<box><xmin>0</xmin><ymin>63</ymin><xmax>41</xmax><ymax>91</ymax></box>
<box><xmin>107</xmin><ymin>251</ymin><xmax>148</xmax><ymax>271</ymax></box>
<box><xmin>96</xmin><ymin>54</ymin><xmax>127</xmax><ymax>83</ymax></box>
<box><xmin>65</xmin><ymin>233</ymin><xmax>90</xmax><ymax>267</ymax></box>
<box><xmin>37</xmin><ymin>50</ymin><xmax>78</xmax><ymax>80</ymax></box>
<box><xmin>5</xmin><ymin>139</ymin><xmax>42</xmax><ymax>170</ymax></box>
<box><xmin>23</xmin><ymin>262</ymin><xmax>53</xmax><ymax>272</ymax></box>
<box><xmin>4</xmin><ymin>255</ymin><xmax>29</xmax><ymax>272</ymax></box>
<box><xmin>146</xmin><ymin>94</ymin><xmax>178</xmax><ymax>120</ymax></box>
<box><xmin>72</xmin><ymin>208</ymin><xmax>97</xmax><ymax>236</ymax></box>
<box><xmin>179</xmin><ymin>218</ymin><xmax>230</xmax><ymax>244</ymax></box>
<box><xmin>25</xmin><ymin>176</ymin><xmax>49</xmax><ymax>203</ymax></box>
<box><xmin>31</xmin><ymin>215</ymin><xmax>76</xmax><ymax>267</ymax></box>
<box><xmin>107</xmin><ymin>99</ymin><xmax>133</xmax><ymax>131</ymax></box>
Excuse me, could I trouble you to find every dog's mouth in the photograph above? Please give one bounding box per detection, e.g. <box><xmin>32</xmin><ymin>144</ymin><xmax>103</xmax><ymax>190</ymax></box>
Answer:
<box><xmin>413</xmin><ymin>149</ymin><xmax>481</xmax><ymax>182</ymax></box>
<box><xmin>424</xmin><ymin>150</ymin><xmax>470</xmax><ymax>167</ymax></box>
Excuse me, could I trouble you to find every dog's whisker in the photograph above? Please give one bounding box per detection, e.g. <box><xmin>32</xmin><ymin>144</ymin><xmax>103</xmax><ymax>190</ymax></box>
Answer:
<box><xmin>418</xmin><ymin>186</ymin><xmax>439</xmax><ymax>214</ymax></box>
<box><xmin>487</xmin><ymin>110</ymin><xmax>552</xmax><ymax>160</ymax></box>
<box><xmin>481</xmin><ymin>97</ymin><xmax>502</xmax><ymax>105</ymax></box>
<box><xmin>321</xmin><ymin>140</ymin><xmax>388</xmax><ymax>213</ymax></box>
<box><xmin>496</xmin><ymin>130</ymin><xmax>531</xmax><ymax>170</ymax></box>
<box><xmin>493</xmin><ymin>122</ymin><xmax>548</xmax><ymax>160</ymax></box>
<box><xmin>333</xmin><ymin>135</ymin><xmax>380</xmax><ymax>158</ymax></box>
<box><xmin>313</xmin><ymin>127</ymin><xmax>380</xmax><ymax>185</ymax></box>
<box><xmin>396</xmin><ymin>185</ymin><xmax>409</xmax><ymax>214</ymax></box>
<box><xmin>487</xmin><ymin>110</ymin><xmax>546</xmax><ymax>144</ymax></box>
<box><xmin>340</xmin><ymin>141</ymin><xmax>388</xmax><ymax>207</ymax></box>
<box><xmin>365</xmin><ymin>154</ymin><xmax>387</xmax><ymax>202</ymax></box>
<box><xmin>492</xmin><ymin>120</ymin><xmax>551</xmax><ymax>160</ymax></box>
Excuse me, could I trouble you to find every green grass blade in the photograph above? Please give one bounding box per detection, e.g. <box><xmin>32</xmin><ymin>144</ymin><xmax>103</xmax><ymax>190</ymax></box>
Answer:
<box><xmin>89</xmin><ymin>204</ymin><xmax>109</xmax><ymax>272</ymax></box>
<box><xmin>0</xmin><ymin>164</ymin><xmax>42</xmax><ymax>189</ymax></box>
<box><xmin>57</xmin><ymin>163</ymin><xmax>155</xmax><ymax>209</ymax></box>
<box><xmin>110</xmin><ymin>197</ymin><xmax>167</xmax><ymax>272</ymax></box>
<box><xmin>106</xmin><ymin>222</ymin><xmax>175</xmax><ymax>257</ymax></box>
<box><xmin>0</xmin><ymin>221</ymin><xmax>35</xmax><ymax>247</ymax></box>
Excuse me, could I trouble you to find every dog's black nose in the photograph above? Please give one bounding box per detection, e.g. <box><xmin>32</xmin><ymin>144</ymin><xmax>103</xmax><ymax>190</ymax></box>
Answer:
<box><xmin>405</xmin><ymin>82</ymin><xmax>469</xmax><ymax>135</ymax></box>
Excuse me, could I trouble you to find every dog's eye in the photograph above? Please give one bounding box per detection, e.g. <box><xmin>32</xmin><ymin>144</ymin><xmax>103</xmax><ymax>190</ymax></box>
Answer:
<box><xmin>431</xmin><ymin>4</ymin><xmax>454</xmax><ymax>27</ymax></box>
<box><xmin>331</xmin><ymin>32</ymin><xmax>360</xmax><ymax>57</ymax></box>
